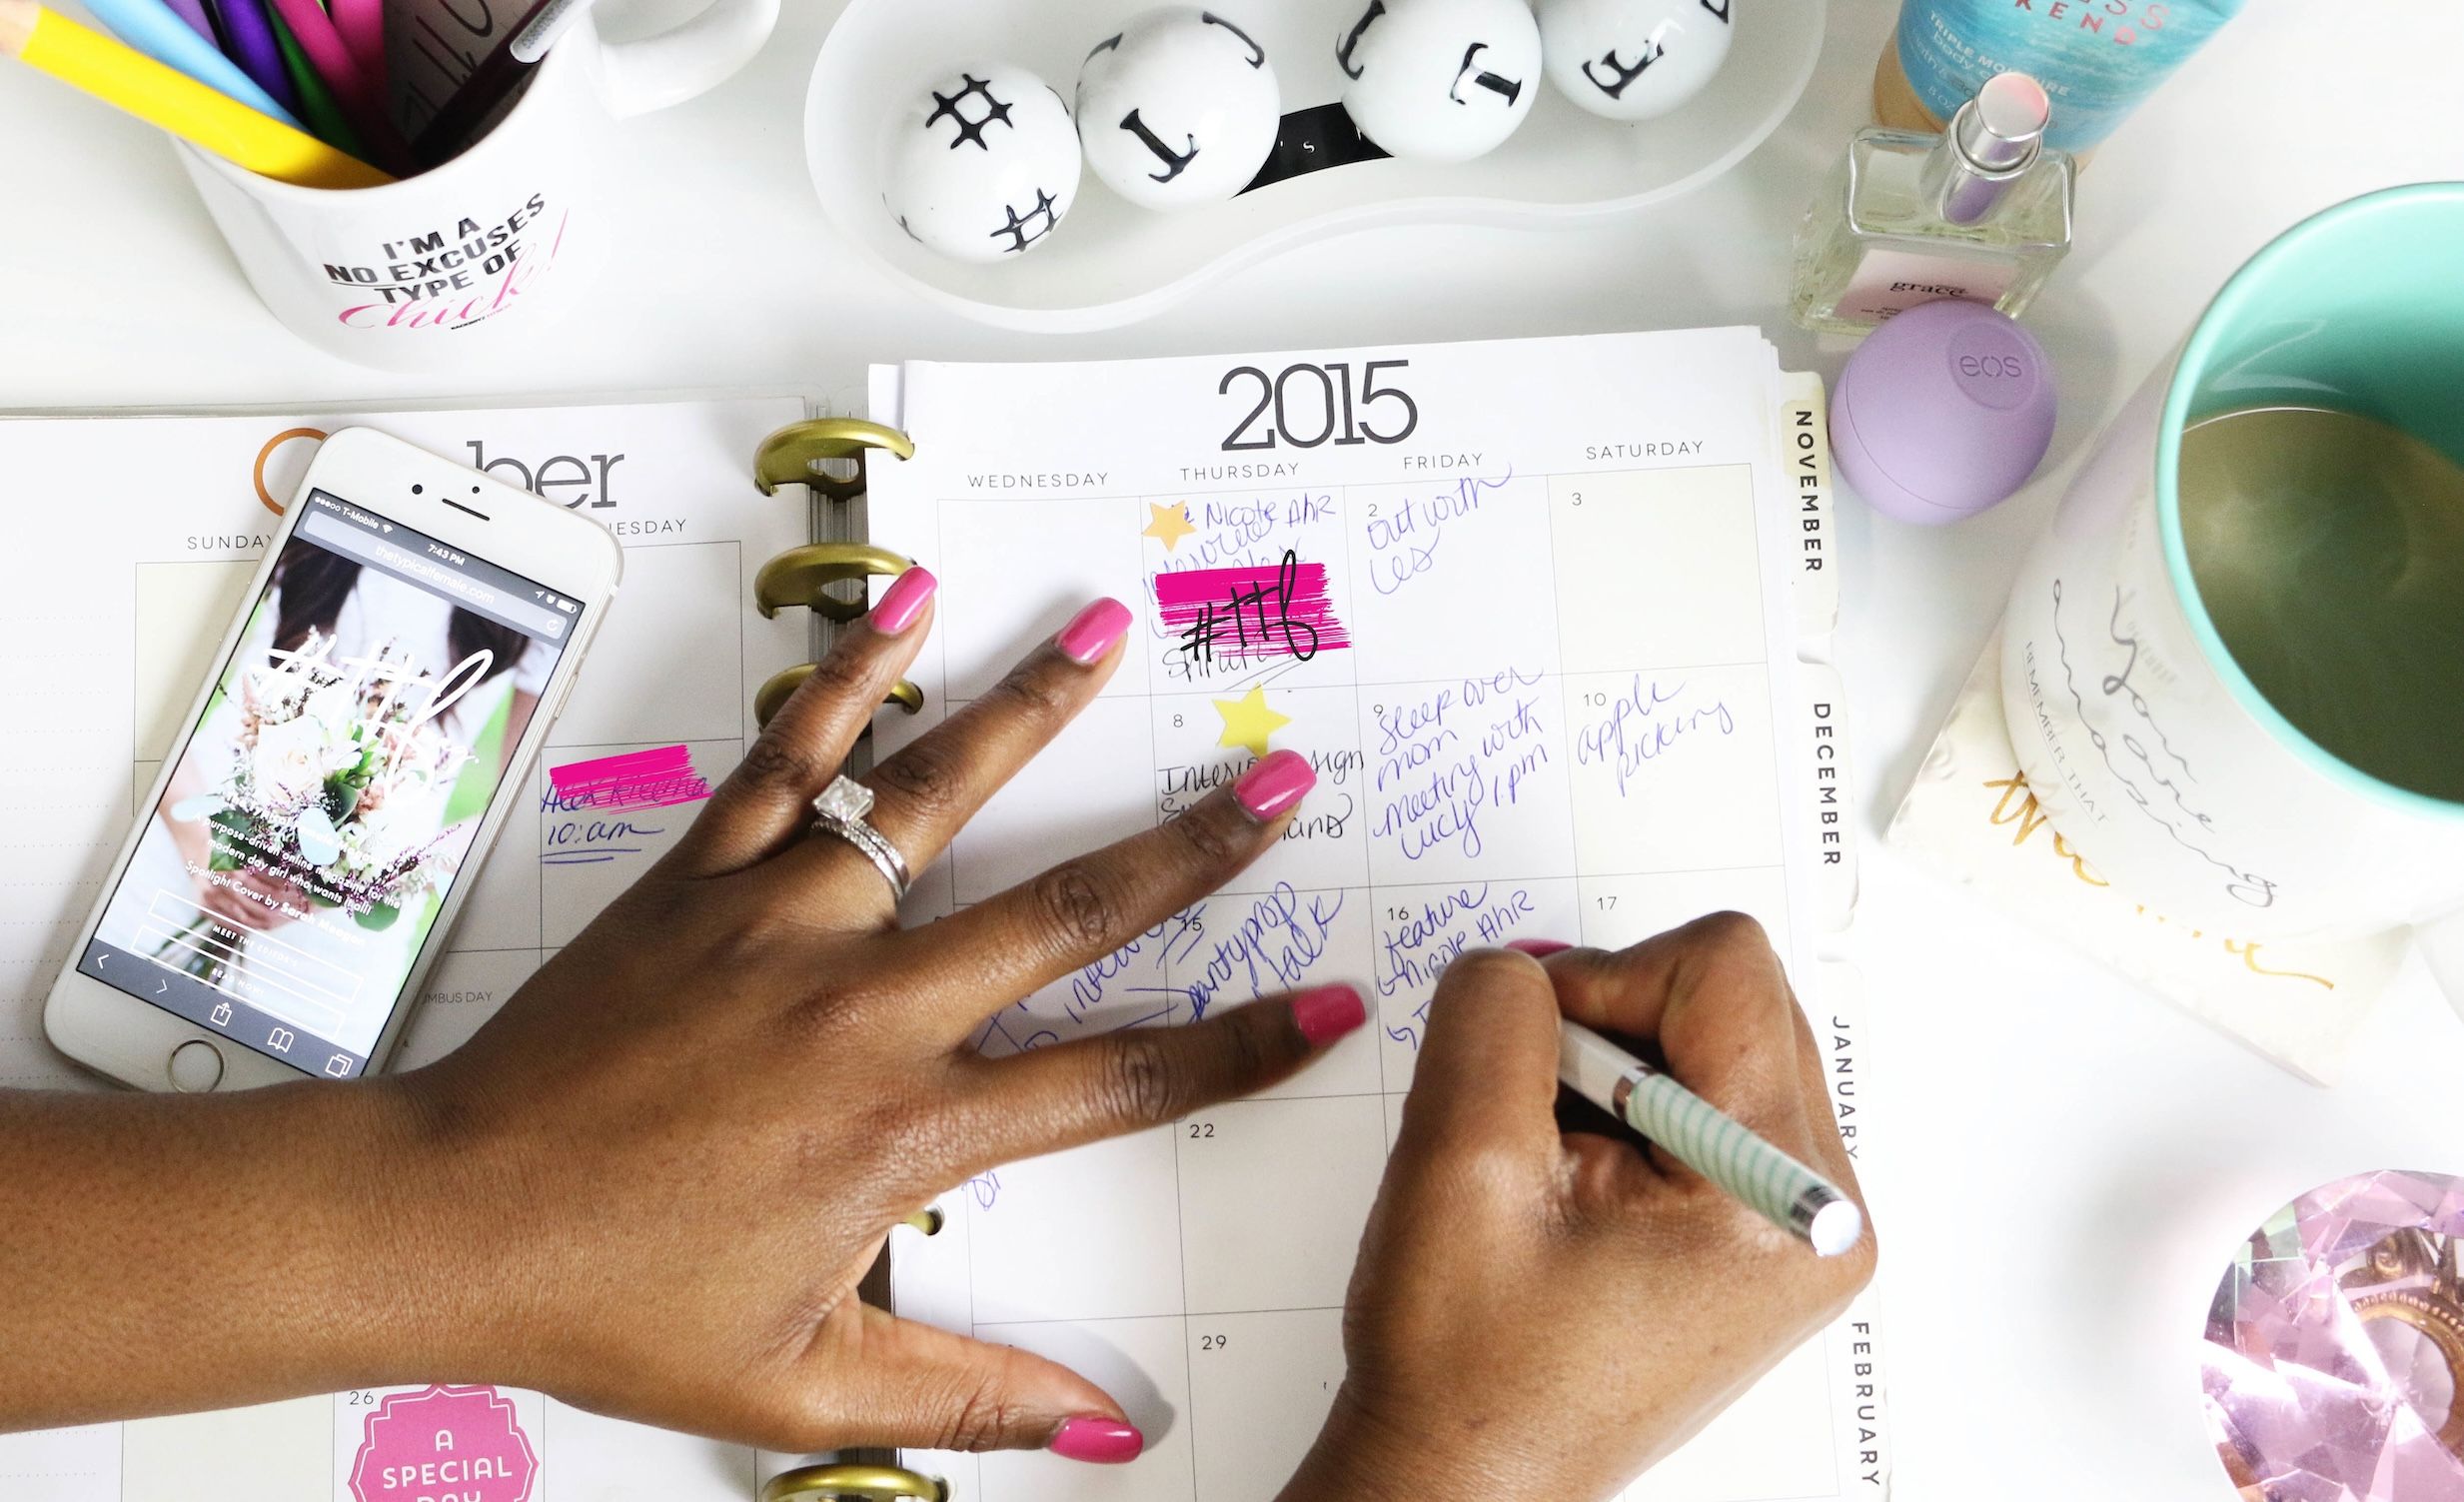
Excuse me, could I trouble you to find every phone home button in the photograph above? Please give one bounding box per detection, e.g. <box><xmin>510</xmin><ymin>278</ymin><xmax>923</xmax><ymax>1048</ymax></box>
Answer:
<box><xmin>168</xmin><ymin>1040</ymin><xmax>226</xmax><ymax>1094</ymax></box>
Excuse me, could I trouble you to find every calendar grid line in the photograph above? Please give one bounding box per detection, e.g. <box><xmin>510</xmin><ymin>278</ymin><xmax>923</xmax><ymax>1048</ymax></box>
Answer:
<box><xmin>943</xmin><ymin>659</ymin><xmax>1781</xmax><ymax>708</ymax></box>
<box><xmin>940</xmin><ymin>860</ymin><xmax>1790</xmax><ymax>910</ymax></box>
<box><xmin>934</xmin><ymin>458</ymin><xmax>1754</xmax><ymax>512</ymax></box>
<box><xmin>1325</xmin><ymin>480</ymin><xmax>1390</xmax><ymax>1103</ymax></box>
<box><xmin>1533</xmin><ymin>476</ymin><xmax>1590</xmax><ymax>948</ymax></box>
<box><xmin>1140</xmin><ymin>574</ymin><xmax>1207</xmax><ymax>1502</ymax></box>
<box><xmin>972</xmin><ymin>1304</ymin><xmax>1346</xmax><ymax>1330</ymax></box>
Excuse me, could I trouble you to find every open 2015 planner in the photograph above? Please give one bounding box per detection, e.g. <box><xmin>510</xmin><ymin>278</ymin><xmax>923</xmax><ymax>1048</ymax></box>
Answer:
<box><xmin>857</xmin><ymin>329</ymin><xmax>1883</xmax><ymax>1502</ymax></box>
<box><xmin>0</xmin><ymin>329</ymin><xmax>1882</xmax><ymax>1500</ymax></box>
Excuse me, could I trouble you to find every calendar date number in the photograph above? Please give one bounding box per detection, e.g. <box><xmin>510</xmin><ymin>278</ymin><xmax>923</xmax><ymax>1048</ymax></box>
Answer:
<box><xmin>1220</xmin><ymin>361</ymin><xmax>1419</xmax><ymax>452</ymax></box>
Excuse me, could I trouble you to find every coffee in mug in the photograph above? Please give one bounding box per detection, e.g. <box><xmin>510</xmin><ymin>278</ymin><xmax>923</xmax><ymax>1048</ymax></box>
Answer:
<box><xmin>2176</xmin><ymin>404</ymin><xmax>2464</xmax><ymax>804</ymax></box>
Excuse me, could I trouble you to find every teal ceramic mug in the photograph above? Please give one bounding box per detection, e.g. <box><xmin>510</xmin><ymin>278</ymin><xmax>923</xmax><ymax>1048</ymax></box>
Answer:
<box><xmin>2000</xmin><ymin>185</ymin><xmax>2464</xmax><ymax>1007</ymax></box>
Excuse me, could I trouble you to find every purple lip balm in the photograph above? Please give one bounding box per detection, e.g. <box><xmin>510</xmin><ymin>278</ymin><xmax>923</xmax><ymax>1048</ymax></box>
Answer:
<box><xmin>1830</xmin><ymin>300</ymin><xmax>2058</xmax><ymax>525</ymax></box>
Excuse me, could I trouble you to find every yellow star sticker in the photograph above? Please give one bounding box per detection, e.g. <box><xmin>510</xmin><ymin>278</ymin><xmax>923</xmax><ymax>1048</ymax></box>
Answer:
<box><xmin>1213</xmin><ymin>686</ymin><xmax>1292</xmax><ymax>758</ymax></box>
<box><xmin>1142</xmin><ymin>501</ymin><xmax>1197</xmax><ymax>551</ymax></box>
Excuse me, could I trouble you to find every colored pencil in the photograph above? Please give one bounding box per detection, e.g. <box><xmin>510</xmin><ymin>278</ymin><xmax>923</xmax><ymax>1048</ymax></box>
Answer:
<box><xmin>325</xmin><ymin>0</ymin><xmax>383</xmax><ymax>96</ymax></box>
<box><xmin>0</xmin><ymin>0</ymin><xmax>390</xmax><ymax>189</ymax></box>
<box><xmin>162</xmin><ymin>0</ymin><xmax>215</xmax><ymax>44</ymax></box>
<box><xmin>199</xmin><ymin>0</ymin><xmax>292</xmax><ymax>118</ymax></box>
<box><xmin>259</xmin><ymin>0</ymin><xmax>406</xmax><ymax>166</ymax></box>
<box><xmin>265</xmin><ymin>0</ymin><xmax>364</xmax><ymax>158</ymax></box>
<box><xmin>75</xmin><ymin>0</ymin><xmax>301</xmax><ymax>126</ymax></box>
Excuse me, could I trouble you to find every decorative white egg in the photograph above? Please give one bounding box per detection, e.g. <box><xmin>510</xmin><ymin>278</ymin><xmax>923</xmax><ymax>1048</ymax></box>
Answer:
<box><xmin>881</xmin><ymin>64</ymin><xmax>1084</xmax><ymax>264</ymax></box>
<box><xmin>1337</xmin><ymin>0</ymin><xmax>1543</xmax><ymax>164</ymax></box>
<box><xmin>1078</xmin><ymin>8</ymin><xmax>1283</xmax><ymax>210</ymax></box>
<box><xmin>1538</xmin><ymin>0</ymin><xmax>1736</xmax><ymax>123</ymax></box>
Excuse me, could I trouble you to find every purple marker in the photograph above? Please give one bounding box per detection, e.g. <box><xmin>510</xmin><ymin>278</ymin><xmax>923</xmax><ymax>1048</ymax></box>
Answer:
<box><xmin>163</xmin><ymin>0</ymin><xmax>216</xmax><ymax>43</ymax></box>
<box><xmin>203</xmin><ymin>0</ymin><xmax>301</xmax><ymax>117</ymax></box>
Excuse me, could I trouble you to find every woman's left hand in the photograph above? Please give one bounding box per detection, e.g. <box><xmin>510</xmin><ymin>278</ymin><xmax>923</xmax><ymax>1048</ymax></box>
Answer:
<box><xmin>367</xmin><ymin>577</ymin><xmax>1362</xmax><ymax>1461</ymax></box>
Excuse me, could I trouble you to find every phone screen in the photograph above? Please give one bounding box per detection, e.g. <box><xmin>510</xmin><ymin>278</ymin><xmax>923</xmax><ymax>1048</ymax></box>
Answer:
<box><xmin>73</xmin><ymin>491</ymin><xmax>584</xmax><ymax>1079</ymax></box>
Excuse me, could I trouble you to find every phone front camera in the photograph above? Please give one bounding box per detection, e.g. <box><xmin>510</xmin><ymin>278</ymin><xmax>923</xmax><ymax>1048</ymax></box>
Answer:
<box><xmin>411</xmin><ymin>484</ymin><xmax>424</xmax><ymax>495</ymax></box>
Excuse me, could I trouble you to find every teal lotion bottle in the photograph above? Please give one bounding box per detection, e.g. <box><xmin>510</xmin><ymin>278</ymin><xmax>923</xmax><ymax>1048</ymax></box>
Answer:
<box><xmin>1874</xmin><ymin>0</ymin><xmax>2247</xmax><ymax>157</ymax></box>
<box><xmin>1791</xmin><ymin>71</ymin><xmax>2074</xmax><ymax>337</ymax></box>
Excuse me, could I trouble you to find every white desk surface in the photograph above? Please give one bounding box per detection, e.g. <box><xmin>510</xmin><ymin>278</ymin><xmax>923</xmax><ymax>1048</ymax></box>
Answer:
<box><xmin>4</xmin><ymin>3</ymin><xmax>2461</xmax><ymax>1499</ymax></box>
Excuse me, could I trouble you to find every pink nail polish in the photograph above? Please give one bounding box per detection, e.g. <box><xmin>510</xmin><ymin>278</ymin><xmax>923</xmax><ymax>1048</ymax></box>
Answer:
<box><xmin>1507</xmin><ymin>939</ymin><xmax>1573</xmax><ymax>957</ymax></box>
<box><xmin>1291</xmin><ymin>984</ymin><xmax>1367</xmax><ymax>1047</ymax></box>
<box><xmin>1233</xmin><ymin>749</ymin><xmax>1314</xmax><ymax>822</ymax></box>
<box><xmin>1050</xmin><ymin>1416</ymin><xmax>1143</xmax><ymax>1465</ymax></box>
<box><xmin>871</xmin><ymin>568</ymin><xmax>937</xmax><ymax>637</ymax></box>
<box><xmin>1057</xmin><ymin>599</ymin><xmax>1133</xmax><ymax>666</ymax></box>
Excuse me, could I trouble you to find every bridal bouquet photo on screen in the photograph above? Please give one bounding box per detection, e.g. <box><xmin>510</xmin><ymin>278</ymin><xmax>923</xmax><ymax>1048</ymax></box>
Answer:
<box><xmin>95</xmin><ymin>533</ymin><xmax>551</xmax><ymax>1035</ymax></box>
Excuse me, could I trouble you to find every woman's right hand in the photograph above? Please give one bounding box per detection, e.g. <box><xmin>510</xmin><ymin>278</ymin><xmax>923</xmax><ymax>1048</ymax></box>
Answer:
<box><xmin>1281</xmin><ymin>916</ymin><xmax>1875</xmax><ymax>1502</ymax></box>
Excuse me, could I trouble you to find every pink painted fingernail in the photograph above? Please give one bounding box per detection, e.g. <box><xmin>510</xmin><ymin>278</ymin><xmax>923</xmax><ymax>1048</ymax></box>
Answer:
<box><xmin>871</xmin><ymin>567</ymin><xmax>936</xmax><ymax>637</ymax></box>
<box><xmin>1057</xmin><ymin>599</ymin><xmax>1133</xmax><ymax>666</ymax></box>
<box><xmin>1291</xmin><ymin>984</ymin><xmax>1367</xmax><ymax>1047</ymax></box>
<box><xmin>1508</xmin><ymin>939</ymin><xmax>1573</xmax><ymax>957</ymax></box>
<box><xmin>1233</xmin><ymin>749</ymin><xmax>1314</xmax><ymax>822</ymax></box>
<box><xmin>1050</xmin><ymin>1416</ymin><xmax>1144</xmax><ymax>1465</ymax></box>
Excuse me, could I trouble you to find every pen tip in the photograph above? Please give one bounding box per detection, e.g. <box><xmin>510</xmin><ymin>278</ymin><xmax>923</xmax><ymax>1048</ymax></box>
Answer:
<box><xmin>1808</xmin><ymin>1196</ymin><xmax>1864</xmax><ymax>1258</ymax></box>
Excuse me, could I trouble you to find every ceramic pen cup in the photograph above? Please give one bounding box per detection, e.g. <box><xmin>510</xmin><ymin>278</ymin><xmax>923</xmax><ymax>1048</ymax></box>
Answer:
<box><xmin>172</xmin><ymin>4</ymin><xmax>775</xmax><ymax>372</ymax></box>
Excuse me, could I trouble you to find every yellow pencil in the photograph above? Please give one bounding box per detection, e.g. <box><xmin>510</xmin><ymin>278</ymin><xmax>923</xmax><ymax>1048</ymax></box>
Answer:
<box><xmin>1</xmin><ymin>0</ymin><xmax>390</xmax><ymax>190</ymax></box>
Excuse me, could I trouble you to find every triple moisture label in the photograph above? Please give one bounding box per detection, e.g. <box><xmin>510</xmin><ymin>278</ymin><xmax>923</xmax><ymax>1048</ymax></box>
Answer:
<box><xmin>1833</xmin><ymin>248</ymin><xmax>2019</xmax><ymax>324</ymax></box>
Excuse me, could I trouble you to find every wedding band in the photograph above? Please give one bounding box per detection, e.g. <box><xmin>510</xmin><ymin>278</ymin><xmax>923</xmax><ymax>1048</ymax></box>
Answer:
<box><xmin>809</xmin><ymin>775</ymin><xmax>911</xmax><ymax>901</ymax></box>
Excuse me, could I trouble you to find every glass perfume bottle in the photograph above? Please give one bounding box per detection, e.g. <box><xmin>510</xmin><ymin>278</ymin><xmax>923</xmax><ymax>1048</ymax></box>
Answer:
<box><xmin>1791</xmin><ymin>71</ymin><xmax>2075</xmax><ymax>336</ymax></box>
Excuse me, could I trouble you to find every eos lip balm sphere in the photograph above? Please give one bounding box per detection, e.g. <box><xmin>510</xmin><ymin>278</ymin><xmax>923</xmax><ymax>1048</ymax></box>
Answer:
<box><xmin>1540</xmin><ymin>0</ymin><xmax>1737</xmax><ymax>122</ymax></box>
<box><xmin>1078</xmin><ymin>8</ymin><xmax>1282</xmax><ymax>209</ymax></box>
<box><xmin>882</xmin><ymin>65</ymin><xmax>1084</xmax><ymax>264</ymax></box>
<box><xmin>1338</xmin><ymin>0</ymin><xmax>1543</xmax><ymax>163</ymax></box>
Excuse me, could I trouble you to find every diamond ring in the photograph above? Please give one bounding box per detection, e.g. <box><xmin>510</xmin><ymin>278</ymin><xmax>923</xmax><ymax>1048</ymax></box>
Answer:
<box><xmin>809</xmin><ymin>775</ymin><xmax>910</xmax><ymax>902</ymax></box>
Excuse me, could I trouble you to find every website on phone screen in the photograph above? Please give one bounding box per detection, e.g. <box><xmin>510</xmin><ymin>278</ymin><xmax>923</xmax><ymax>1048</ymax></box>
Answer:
<box><xmin>75</xmin><ymin>491</ymin><xmax>582</xmax><ymax>1079</ymax></box>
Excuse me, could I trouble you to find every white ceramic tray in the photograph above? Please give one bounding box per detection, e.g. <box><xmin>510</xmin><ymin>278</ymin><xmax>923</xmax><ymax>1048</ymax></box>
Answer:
<box><xmin>805</xmin><ymin>0</ymin><xmax>1826</xmax><ymax>331</ymax></box>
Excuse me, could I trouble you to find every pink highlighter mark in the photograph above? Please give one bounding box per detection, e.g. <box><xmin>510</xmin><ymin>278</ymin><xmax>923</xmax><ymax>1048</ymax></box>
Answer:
<box><xmin>549</xmin><ymin>746</ymin><xmax>711</xmax><ymax>813</ymax></box>
<box><xmin>1153</xmin><ymin>551</ymin><xmax>1351</xmax><ymax>667</ymax></box>
<box><xmin>349</xmin><ymin>1385</ymin><xmax>538</xmax><ymax>1502</ymax></box>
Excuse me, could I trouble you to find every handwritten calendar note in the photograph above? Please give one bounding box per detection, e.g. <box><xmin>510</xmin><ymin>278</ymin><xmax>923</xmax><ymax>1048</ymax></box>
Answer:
<box><xmin>871</xmin><ymin>332</ymin><xmax>1882</xmax><ymax>1502</ymax></box>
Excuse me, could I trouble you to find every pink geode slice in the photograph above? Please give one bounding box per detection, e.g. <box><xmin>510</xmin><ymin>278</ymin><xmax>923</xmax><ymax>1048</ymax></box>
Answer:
<box><xmin>2202</xmin><ymin>1169</ymin><xmax>2464</xmax><ymax>1501</ymax></box>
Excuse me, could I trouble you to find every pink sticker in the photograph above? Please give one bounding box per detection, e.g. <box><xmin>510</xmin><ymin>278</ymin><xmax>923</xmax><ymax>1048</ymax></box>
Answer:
<box><xmin>1153</xmin><ymin>551</ymin><xmax>1350</xmax><ymax>668</ymax></box>
<box><xmin>349</xmin><ymin>1385</ymin><xmax>539</xmax><ymax>1502</ymax></box>
<box><xmin>548</xmin><ymin>745</ymin><xmax>711</xmax><ymax>812</ymax></box>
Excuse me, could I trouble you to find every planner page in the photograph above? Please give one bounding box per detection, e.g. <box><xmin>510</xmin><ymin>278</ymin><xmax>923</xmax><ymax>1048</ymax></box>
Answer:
<box><xmin>868</xmin><ymin>331</ymin><xmax>1885</xmax><ymax>1502</ymax></box>
<box><xmin>0</xmin><ymin>396</ymin><xmax>811</xmax><ymax>1499</ymax></box>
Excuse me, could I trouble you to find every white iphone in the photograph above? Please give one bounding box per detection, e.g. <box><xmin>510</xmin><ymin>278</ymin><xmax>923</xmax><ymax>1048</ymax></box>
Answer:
<box><xmin>45</xmin><ymin>428</ymin><xmax>623</xmax><ymax>1093</ymax></box>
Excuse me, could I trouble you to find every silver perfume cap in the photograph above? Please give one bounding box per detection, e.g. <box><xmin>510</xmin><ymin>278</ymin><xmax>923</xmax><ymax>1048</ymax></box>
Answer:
<box><xmin>1922</xmin><ymin>72</ymin><xmax>2050</xmax><ymax>226</ymax></box>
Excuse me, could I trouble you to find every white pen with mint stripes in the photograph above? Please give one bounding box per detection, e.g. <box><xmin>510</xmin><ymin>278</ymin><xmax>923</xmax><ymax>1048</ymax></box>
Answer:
<box><xmin>1558</xmin><ymin>1020</ymin><xmax>1864</xmax><ymax>1257</ymax></box>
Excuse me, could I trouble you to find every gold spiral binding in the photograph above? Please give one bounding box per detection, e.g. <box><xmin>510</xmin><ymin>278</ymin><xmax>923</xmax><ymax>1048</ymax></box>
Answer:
<box><xmin>747</xmin><ymin>423</ymin><xmax>929</xmax><ymax>730</ymax></box>
<box><xmin>760</xmin><ymin>1463</ymin><xmax>946</xmax><ymax>1501</ymax></box>
<box><xmin>756</xmin><ymin>666</ymin><xmax>925</xmax><ymax>729</ymax></box>
<box><xmin>756</xmin><ymin>544</ymin><xmax>916</xmax><ymax>625</ymax></box>
<box><xmin>754</xmin><ymin>419</ymin><xmax>916</xmax><ymax>503</ymax></box>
